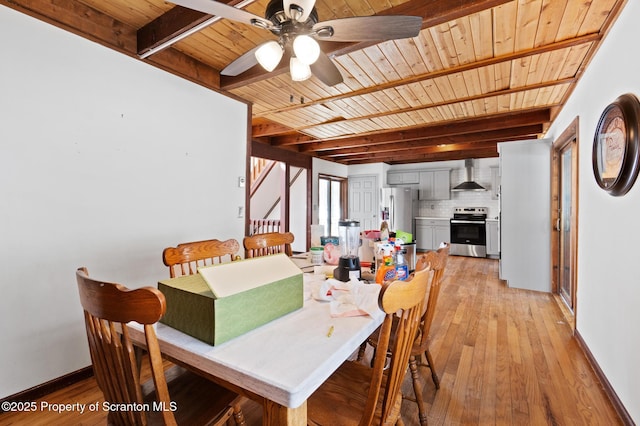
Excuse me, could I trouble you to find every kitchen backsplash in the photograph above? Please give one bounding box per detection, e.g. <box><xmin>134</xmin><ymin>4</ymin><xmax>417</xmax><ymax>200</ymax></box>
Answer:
<box><xmin>415</xmin><ymin>166</ymin><xmax>500</xmax><ymax>219</ymax></box>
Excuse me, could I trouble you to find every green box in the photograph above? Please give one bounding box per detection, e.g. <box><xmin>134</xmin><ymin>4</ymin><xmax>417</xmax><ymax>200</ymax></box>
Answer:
<box><xmin>158</xmin><ymin>254</ymin><xmax>303</xmax><ymax>345</ymax></box>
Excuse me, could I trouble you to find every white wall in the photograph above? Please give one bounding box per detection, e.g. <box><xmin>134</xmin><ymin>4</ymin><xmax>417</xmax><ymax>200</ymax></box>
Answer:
<box><xmin>544</xmin><ymin>1</ymin><xmax>639</xmax><ymax>421</ymax></box>
<box><xmin>0</xmin><ymin>7</ymin><xmax>247</xmax><ymax>398</ymax></box>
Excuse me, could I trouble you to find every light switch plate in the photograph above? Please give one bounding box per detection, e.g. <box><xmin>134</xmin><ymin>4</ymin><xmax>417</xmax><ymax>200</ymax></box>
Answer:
<box><xmin>238</xmin><ymin>176</ymin><xmax>246</xmax><ymax>188</ymax></box>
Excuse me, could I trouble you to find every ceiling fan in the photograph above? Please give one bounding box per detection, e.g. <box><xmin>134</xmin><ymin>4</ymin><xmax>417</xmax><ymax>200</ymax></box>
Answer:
<box><xmin>169</xmin><ymin>0</ymin><xmax>423</xmax><ymax>86</ymax></box>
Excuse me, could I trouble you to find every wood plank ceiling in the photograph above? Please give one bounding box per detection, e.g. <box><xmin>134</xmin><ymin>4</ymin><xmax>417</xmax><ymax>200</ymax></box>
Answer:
<box><xmin>2</xmin><ymin>0</ymin><xmax>627</xmax><ymax>165</ymax></box>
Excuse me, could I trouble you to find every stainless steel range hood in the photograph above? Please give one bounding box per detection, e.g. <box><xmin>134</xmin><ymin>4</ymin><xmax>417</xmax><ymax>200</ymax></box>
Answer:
<box><xmin>452</xmin><ymin>159</ymin><xmax>487</xmax><ymax>192</ymax></box>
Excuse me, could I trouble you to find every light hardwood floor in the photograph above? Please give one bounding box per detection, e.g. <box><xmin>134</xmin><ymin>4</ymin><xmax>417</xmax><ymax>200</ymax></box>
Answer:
<box><xmin>0</xmin><ymin>256</ymin><xmax>622</xmax><ymax>425</ymax></box>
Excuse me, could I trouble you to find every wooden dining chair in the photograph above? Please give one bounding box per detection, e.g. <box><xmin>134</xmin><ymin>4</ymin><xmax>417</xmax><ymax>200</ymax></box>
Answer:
<box><xmin>75</xmin><ymin>267</ymin><xmax>246</xmax><ymax>426</ymax></box>
<box><xmin>406</xmin><ymin>243</ymin><xmax>450</xmax><ymax>425</ymax></box>
<box><xmin>242</xmin><ymin>231</ymin><xmax>294</xmax><ymax>258</ymax></box>
<box><xmin>307</xmin><ymin>267</ymin><xmax>430</xmax><ymax>426</ymax></box>
<box><xmin>357</xmin><ymin>243</ymin><xmax>450</xmax><ymax>426</ymax></box>
<box><xmin>162</xmin><ymin>238</ymin><xmax>241</xmax><ymax>278</ymax></box>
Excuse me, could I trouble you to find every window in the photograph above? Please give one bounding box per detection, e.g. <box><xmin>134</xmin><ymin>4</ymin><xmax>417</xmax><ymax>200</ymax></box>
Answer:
<box><xmin>318</xmin><ymin>175</ymin><xmax>347</xmax><ymax>236</ymax></box>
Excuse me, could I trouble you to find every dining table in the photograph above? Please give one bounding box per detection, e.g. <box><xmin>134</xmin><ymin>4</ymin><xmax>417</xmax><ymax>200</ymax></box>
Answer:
<box><xmin>127</xmin><ymin>256</ymin><xmax>384</xmax><ymax>426</ymax></box>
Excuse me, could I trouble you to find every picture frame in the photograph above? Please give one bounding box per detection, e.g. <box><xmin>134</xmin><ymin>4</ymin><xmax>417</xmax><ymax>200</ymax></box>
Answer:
<box><xmin>592</xmin><ymin>93</ymin><xmax>640</xmax><ymax>196</ymax></box>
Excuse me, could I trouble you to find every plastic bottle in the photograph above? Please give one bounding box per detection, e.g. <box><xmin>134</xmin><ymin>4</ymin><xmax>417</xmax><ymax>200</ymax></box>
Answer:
<box><xmin>375</xmin><ymin>246</ymin><xmax>396</xmax><ymax>284</ymax></box>
<box><xmin>380</xmin><ymin>221</ymin><xmax>390</xmax><ymax>242</ymax></box>
<box><xmin>395</xmin><ymin>246</ymin><xmax>408</xmax><ymax>281</ymax></box>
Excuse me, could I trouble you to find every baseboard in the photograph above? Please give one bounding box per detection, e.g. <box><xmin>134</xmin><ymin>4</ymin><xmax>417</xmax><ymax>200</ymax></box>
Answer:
<box><xmin>0</xmin><ymin>366</ymin><xmax>93</xmax><ymax>408</ymax></box>
<box><xmin>574</xmin><ymin>331</ymin><xmax>634</xmax><ymax>425</ymax></box>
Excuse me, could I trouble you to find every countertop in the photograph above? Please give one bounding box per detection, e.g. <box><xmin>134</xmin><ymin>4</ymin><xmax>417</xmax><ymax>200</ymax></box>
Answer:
<box><xmin>415</xmin><ymin>216</ymin><xmax>449</xmax><ymax>220</ymax></box>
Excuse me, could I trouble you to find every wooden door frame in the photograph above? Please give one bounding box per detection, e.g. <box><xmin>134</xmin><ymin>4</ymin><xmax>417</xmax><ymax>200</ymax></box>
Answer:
<box><xmin>550</xmin><ymin>117</ymin><xmax>579</xmax><ymax>322</ymax></box>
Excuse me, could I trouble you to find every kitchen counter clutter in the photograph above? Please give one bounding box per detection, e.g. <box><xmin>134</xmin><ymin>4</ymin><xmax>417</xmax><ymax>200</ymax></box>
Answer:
<box><xmin>415</xmin><ymin>217</ymin><xmax>450</xmax><ymax>251</ymax></box>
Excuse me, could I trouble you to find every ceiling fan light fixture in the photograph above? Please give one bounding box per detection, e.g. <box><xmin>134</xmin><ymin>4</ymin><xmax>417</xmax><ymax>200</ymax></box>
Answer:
<box><xmin>283</xmin><ymin>0</ymin><xmax>315</xmax><ymax>22</ymax></box>
<box><xmin>293</xmin><ymin>35</ymin><xmax>320</xmax><ymax>65</ymax></box>
<box><xmin>290</xmin><ymin>56</ymin><xmax>312</xmax><ymax>81</ymax></box>
<box><xmin>255</xmin><ymin>40</ymin><xmax>284</xmax><ymax>72</ymax></box>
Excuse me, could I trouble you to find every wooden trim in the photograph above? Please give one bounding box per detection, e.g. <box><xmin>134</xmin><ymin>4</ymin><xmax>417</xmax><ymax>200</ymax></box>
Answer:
<box><xmin>282</xmin><ymin>164</ymin><xmax>290</xmax><ymax>232</ymax></box>
<box><xmin>574</xmin><ymin>331</ymin><xmax>634</xmax><ymax>426</ymax></box>
<box><xmin>0</xmin><ymin>366</ymin><xmax>94</xmax><ymax>406</ymax></box>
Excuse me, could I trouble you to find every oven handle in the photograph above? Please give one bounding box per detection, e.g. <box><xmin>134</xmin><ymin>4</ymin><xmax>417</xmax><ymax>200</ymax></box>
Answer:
<box><xmin>450</xmin><ymin>219</ymin><xmax>486</xmax><ymax>224</ymax></box>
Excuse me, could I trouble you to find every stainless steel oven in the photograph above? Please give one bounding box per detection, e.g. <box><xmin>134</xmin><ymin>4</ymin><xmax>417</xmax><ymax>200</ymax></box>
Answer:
<box><xmin>450</xmin><ymin>207</ymin><xmax>487</xmax><ymax>257</ymax></box>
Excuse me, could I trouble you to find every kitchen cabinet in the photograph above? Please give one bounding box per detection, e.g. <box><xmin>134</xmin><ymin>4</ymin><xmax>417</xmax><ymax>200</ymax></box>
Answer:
<box><xmin>418</xmin><ymin>169</ymin><xmax>451</xmax><ymax>200</ymax></box>
<box><xmin>490</xmin><ymin>166</ymin><xmax>500</xmax><ymax>200</ymax></box>
<box><xmin>486</xmin><ymin>219</ymin><xmax>500</xmax><ymax>257</ymax></box>
<box><xmin>387</xmin><ymin>171</ymin><xmax>419</xmax><ymax>185</ymax></box>
<box><xmin>415</xmin><ymin>218</ymin><xmax>450</xmax><ymax>251</ymax></box>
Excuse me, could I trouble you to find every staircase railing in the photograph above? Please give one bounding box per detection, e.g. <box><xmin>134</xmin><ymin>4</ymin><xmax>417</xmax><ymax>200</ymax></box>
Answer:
<box><xmin>249</xmin><ymin>219</ymin><xmax>281</xmax><ymax>235</ymax></box>
<box><xmin>248</xmin><ymin>164</ymin><xmax>306</xmax><ymax>235</ymax></box>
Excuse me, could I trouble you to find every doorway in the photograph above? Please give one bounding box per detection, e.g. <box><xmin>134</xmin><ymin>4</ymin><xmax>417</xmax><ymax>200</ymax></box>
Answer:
<box><xmin>348</xmin><ymin>175</ymin><xmax>379</xmax><ymax>231</ymax></box>
<box><xmin>247</xmin><ymin>141</ymin><xmax>312</xmax><ymax>252</ymax></box>
<box><xmin>551</xmin><ymin>118</ymin><xmax>579</xmax><ymax>326</ymax></box>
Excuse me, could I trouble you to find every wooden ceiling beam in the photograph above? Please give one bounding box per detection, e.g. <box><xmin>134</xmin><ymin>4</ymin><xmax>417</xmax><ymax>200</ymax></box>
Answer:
<box><xmin>136</xmin><ymin>0</ymin><xmax>256</xmax><ymax>57</ymax></box>
<box><xmin>324</xmin><ymin>140</ymin><xmax>501</xmax><ymax>162</ymax></box>
<box><xmin>137</xmin><ymin>6</ymin><xmax>212</xmax><ymax>56</ymax></box>
<box><xmin>273</xmin><ymin>108</ymin><xmax>551</xmax><ymax>147</ymax></box>
<box><xmin>250</xmin><ymin>140</ymin><xmax>312</xmax><ymax>168</ymax></box>
<box><xmin>252</xmin><ymin>119</ymin><xmax>296</xmax><ymax>137</ymax></box>
<box><xmin>341</xmin><ymin>147</ymin><xmax>500</xmax><ymax>165</ymax></box>
<box><xmin>316</xmin><ymin>125</ymin><xmax>543</xmax><ymax>157</ymax></box>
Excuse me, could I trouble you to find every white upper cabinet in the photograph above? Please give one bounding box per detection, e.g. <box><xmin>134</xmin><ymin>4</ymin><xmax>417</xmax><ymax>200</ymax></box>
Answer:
<box><xmin>418</xmin><ymin>169</ymin><xmax>451</xmax><ymax>200</ymax></box>
<box><xmin>387</xmin><ymin>171</ymin><xmax>419</xmax><ymax>185</ymax></box>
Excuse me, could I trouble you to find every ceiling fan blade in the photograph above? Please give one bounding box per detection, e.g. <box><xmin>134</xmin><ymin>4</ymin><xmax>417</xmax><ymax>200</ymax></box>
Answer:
<box><xmin>221</xmin><ymin>45</ymin><xmax>261</xmax><ymax>76</ymax></box>
<box><xmin>313</xmin><ymin>16</ymin><xmax>422</xmax><ymax>42</ymax></box>
<box><xmin>169</xmin><ymin>0</ymin><xmax>274</xmax><ymax>29</ymax></box>
<box><xmin>310</xmin><ymin>52</ymin><xmax>343</xmax><ymax>87</ymax></box>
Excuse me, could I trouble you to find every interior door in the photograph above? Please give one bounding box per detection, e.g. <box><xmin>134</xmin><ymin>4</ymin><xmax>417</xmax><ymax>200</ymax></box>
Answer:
<box><xmin>551</xmin><ymin>118</ymin><xmax>578</xmax><ymax>318</ymax></box>
<box><xmin>348</xmin><ymin>175</ymin><xmax>378</xmax><ymax>231</ymax></box>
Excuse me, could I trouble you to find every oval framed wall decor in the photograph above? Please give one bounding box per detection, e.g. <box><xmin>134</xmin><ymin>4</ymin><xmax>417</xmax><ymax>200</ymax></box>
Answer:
<box><xmin>592</xmin><ymin>93</ymin><xmax>640</xmax><ymax>196</ymax></box>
